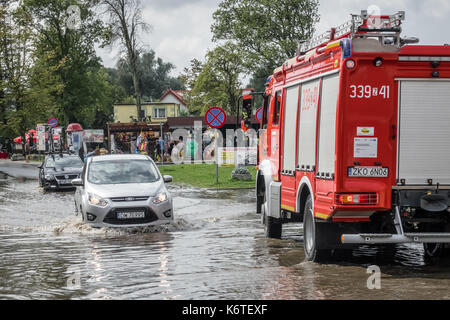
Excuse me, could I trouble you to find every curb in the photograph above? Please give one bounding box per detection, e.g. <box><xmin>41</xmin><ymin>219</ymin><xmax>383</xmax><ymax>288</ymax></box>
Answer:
<box><xmin>0</xmin><ymin>160</ymin><xmax>41</xmax><ymax>168</ymax></box>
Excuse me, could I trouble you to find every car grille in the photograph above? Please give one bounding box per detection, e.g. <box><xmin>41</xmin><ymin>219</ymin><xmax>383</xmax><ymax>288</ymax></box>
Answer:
<box><xmin>110</xmin><ymin>196</ymin><xmax>150</xmax><ymax>202</ymax></box>
<box><xmin>55</xmin><ymin>174</ymin><xmax>79</xmax><ymax>180</ymax></box>
<box><xmin>103</xmin><ymin>207</ymin><xmax>158</xmax><ymax>225</ymax></box>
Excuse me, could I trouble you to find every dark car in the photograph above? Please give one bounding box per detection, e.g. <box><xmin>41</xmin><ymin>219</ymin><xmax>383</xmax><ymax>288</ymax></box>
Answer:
<box><xmin>39</xmin><ymin>153</ymin><xmax>84</xmax><ymax>191</ymax></box>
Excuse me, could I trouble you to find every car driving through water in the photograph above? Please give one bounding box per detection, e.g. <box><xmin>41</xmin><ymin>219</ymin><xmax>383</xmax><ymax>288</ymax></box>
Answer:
<box><xmin>39</xmin><ymin>153</ymin><xmax>84</xmax><ymax>191</ymax></box>
<box><xmin>72</xmin><ymin>154</ymin><xmax>173</xmax><ymax>228</ymax></box>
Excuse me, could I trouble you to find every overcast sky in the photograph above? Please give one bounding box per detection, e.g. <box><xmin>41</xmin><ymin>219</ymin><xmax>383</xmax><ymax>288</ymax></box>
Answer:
<box><xmin>97</xmin><ymin>0</ymin><xmax>450</xmax><ymax>77</ymax></box>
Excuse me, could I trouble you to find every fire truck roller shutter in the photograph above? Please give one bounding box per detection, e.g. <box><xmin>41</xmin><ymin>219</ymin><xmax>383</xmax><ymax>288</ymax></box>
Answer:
<box><xmin>282</xmin><ymin>85</ymin><xmax>300</xmax><ymax>173</ymax></box>
<box><xmin>298</xmin><ymin>79</ymin><xmax>320</xmax><ymax>171</ymax></box>
<box><xmin>398</xmin><ymin>79</ymin><xmax>450</xmax><ymax>185</ymax></box>
<box><xmin>317</xmin><ymin>74</ymin><xmax>340</xmax><ymax>177</ymax></box>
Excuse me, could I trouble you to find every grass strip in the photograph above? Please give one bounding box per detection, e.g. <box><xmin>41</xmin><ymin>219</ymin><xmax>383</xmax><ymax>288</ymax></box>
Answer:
<box><xmin>158</xmin><ymin>164</ymin><xmax>256</xmax><ymax>189</ymax></box>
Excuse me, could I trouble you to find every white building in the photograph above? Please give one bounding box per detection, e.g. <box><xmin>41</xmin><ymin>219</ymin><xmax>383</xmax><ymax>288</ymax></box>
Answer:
<box><xmin>159</xmin><ymin>89</ymin><xmax>189</xmax><ymax>115</ymax></box>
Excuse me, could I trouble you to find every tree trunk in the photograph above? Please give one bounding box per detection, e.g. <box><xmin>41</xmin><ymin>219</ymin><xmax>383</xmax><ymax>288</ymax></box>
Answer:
<box><xmin>131</xmin><ymin>61</ymin><xmax>142</xmax><ymax>121</ymax></box>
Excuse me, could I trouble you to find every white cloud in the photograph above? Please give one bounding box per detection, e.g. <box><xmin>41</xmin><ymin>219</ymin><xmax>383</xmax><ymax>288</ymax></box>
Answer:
<box><xmin>97</xmin><ymin>0</ymin><xmax>220</xmax><ymax>75</ymax></box>
<box><xmin>97</xmin><ymin>0</ymin><xmax>450</xmax><ymax>75</ymax></box>
<box><xmin>317</xmin><ymin>0</ymin><xmax>450</xmax><ymax>45</ymax></box>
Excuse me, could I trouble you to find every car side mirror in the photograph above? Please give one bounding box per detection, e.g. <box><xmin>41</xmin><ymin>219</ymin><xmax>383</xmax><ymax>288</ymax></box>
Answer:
<box><xmin>163</xmin><ymin>175</ymin><xmax>173</xmax><ymax>183</ymax></box>
<box><xmin>71</xmin><ymin>178</ymin><xmax>84</xmax><ymax>187</ymax></box>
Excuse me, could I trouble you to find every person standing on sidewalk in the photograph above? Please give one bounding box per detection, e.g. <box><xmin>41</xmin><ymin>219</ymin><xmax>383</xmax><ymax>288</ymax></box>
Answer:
<box><xmin>157</xmin><ymin>135</ymin><xmax>165</xmax><ymax>162</ymax></box>
<box><xmin>130</xmin><ymin>135</ymin><xmax>137</xmax><ymax>154</ymax></box>
<box><xmin>24</xmin><ymin>133</ymin><xmax>31</xmax><ymax>163</ymax></box>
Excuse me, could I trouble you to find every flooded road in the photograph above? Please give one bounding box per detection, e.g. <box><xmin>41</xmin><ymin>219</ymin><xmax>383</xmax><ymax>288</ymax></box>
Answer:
<box><xmin>1</xmin><ymin>174</ymin><xmax>450</xmax><ymax>300</ymax></box>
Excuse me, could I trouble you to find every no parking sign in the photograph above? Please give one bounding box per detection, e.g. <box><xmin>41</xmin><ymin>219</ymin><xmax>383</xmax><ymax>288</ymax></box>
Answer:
<box><xmin>255</xmin><ymin>107</ymin><xmax>263</xmax><ymax>125</ymax></box>
<box><xmin>205</xmin><ymin>107</ymin><xmax>227</xmax><ymax>129</ymax></box>
<box><xmin>48</xmin><ymin>117</ymin><xmax>59</xmax><ymax>128</ymax></box>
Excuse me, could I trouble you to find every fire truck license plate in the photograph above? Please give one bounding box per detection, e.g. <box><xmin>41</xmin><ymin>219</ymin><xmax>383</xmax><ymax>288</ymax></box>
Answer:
<box><xmin>348</xmin><ymin>167</ymin><xmax>389</xmax><ymax>178</ymax></box>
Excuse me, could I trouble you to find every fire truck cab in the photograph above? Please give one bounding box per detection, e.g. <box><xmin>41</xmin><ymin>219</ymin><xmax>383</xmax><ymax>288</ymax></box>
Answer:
<box><xmin>254</xmin><ymin>11</ymin><xmax>450</xmax><ymax>262</ymax></box>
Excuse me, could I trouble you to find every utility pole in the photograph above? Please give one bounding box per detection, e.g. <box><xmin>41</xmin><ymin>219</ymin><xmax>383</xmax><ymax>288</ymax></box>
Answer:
<box><xmin>0</xmin><ymin>1</ymin><xmax>7</xmax><ymax>126</ymax></box>
<box><xmin>160</xmin><ymin>121</ymin><xmax>164</xmax><ymax>165</ymax></box>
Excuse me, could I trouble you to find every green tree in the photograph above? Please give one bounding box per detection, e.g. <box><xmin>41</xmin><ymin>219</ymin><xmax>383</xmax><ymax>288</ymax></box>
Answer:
<box><xmin>179</xmin><ymin>58</ymin><xmax>203</xmax><ymax>93</ymax></box>
<box><xmin>23</xmin><ymin>0</ymin><xmax>108</xmax><ymax>126</ymax></box>
<box><xmin>187</xmin><ymin>43</ymin><xmax>243</xmax><ymax>116</ymax></box>
<box><xmin>113</xmin><ymin>50</ymin><xmax>184</xmax><ymax>102</ymax></box>
<box><xmin>179</xmin><ymin>58</ymin><xmax>203</xmax><ymax>115</ymax></box>
<box><xmin>0</xmin><ymin>1</ymin><xmax>35</xmax><ymax>136</ymax></box>
<box><xmin>102</xmin><ymin>0</ymin><xmax>150</xmax><ymax>121</ymax></box>
<box><xmin>19</xmin><ymin>0</ymin><xmax>125</xmax><ymax>132</ymax></box>
<box><xmin>212</xmin><ymin>0</ymin><xmax>319</xmax><ymax>87</ymax></box>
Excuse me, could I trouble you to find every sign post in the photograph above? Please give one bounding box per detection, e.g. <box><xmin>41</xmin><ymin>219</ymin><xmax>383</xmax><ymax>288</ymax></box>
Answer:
<box><xmin>36</xmin><ymin>124</ymin><xmax>46</xmax><ymax>152</ymax></box>
<box><xmin>205</xmin><ymin>107</ymin><xmax>227</xmax><ymax>185</ymax></box>
<box><xmin>215</xmin><ymin>132</ymin><xmax>219</xmax><ymax>184</ymax></box>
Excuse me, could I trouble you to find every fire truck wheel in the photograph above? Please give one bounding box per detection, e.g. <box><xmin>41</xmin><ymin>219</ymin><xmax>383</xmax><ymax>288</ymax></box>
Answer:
<box><xmin>256</xmin><ymin>192</ymin><xmax>263</xmax><ymax>214</ymax></box>
<box><xmin>264</xmin><ymin>216</ymin><xmax>282</xmax><ymax>239</ymax></box>
<box><xmin>303</xmin><ymin>195</ymin><xmax>332</xmax><ymax>262</ymax></box>
<box><xmin>262</xmin><ymin>193</ymin><xmax>282</xmax><ymax>239</ymax></box>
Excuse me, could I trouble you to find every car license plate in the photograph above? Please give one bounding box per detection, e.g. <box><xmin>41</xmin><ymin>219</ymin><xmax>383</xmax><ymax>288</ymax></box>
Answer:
<box><xmin>61</xmin><ymin>180</ymin><xmax>72</xmax><ymax>185</ymax></box>
<box><xmin>348</xmin><ymin>167</ymin><xmax>389</xmax><ymax>178</ymax></box>
<box><xmin>117</xmin><ymin>211</ymin><xmax>146</xmax><ymax>219</ymax></box>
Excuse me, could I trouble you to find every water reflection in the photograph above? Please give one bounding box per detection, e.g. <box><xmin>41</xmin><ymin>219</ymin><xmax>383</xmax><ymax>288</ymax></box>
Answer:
<box><xmin>1</xmin><ymin>176</ymin><xmax>450</xmax><ymax>300</ymax></box>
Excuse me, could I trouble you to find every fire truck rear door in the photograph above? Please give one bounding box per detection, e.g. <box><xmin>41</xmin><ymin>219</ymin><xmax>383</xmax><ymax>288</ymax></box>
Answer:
<box><xmin>397</xmin><ymin>79</ymin><xmax>450</xmax><ymax>185</ymax></box>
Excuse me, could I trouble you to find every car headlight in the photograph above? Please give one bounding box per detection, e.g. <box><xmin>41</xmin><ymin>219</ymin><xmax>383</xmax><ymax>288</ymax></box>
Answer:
<box><xmin>45</xmin><ymin>174</ymin><xmax>54</xmax><ymax>180</ymax></box>
<box><xmin>153</xmin><ymin>192</ymin><xmax>168</xmax><ymax>204</ymax></box>
<box><xmin>88</xmin><ymin>193</ymin><xmax>108</xmax><ymax>207</ymax></box>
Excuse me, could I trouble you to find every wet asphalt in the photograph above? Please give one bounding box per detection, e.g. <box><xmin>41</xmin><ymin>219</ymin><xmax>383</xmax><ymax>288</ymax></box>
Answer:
<box><xmin>1</xmin><ymin>161</ymin><xmax>450</xmax><ymax>300</ymax></box>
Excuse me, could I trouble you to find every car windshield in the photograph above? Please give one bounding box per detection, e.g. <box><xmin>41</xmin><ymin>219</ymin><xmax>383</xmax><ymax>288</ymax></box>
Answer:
<box><xmin>46</xmin><ymin>156</ymin><xmax>83</xmax><ymax>168</ymax></box>
<box><xmin>87</xmin><ymin>160</ymin><xmax>160</xmax><ymax>185</ymax></box>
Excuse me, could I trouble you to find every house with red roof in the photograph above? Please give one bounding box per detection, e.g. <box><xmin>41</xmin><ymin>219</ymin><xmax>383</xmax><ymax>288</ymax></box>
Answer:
<box><xmin>159</xmin><ymin>89</ymin><xmax>189</xmax><ymax>115</ymax></box>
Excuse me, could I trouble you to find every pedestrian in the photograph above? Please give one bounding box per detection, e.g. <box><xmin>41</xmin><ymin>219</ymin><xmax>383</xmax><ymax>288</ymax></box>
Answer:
<box><xmin>84</xmin><ymin>148</ymin><xmax>101</xmax><ymax>163</ymax></box>
<box><xmin>29</xmin><ymin>132</ymin><xmax>34</xmax><ymax>151</ymax></box>
<box><xmin>78</xmin><ymin>143</ymin><xmax>85</xmax><ymax>160</ymax></box>
<box><xmin>157</xmin><ymin>135</ymin><xmax>165</xmax><ymax>161</ymax></box>
<box><xmin>177</xmin><ymin>136</ymin><xmax>185</xmax><ymax>162</ymax></box>
<box><xmin>24</xmin><ymin>134</ymin><xmax>31</xmax><ymax>163</ymax></box>
<box><xmin>130</xmin><ymin>135</ymin><xmax>137</xmax><ymax>154</ymax></box>
<box><xmin>139</xmin><ymin>132</ymin><xmax>148</xmax><ymax>155</ymax></box>
<box><xmin>21</xmin><ymin>135</ymin><xmax>25</xmax><ymax>157</ymax></box>
<box><xmin>168</xmin><ymin>140</ymin><xmax>175</xmax><ymax>162</ymax></box>
<box><xmin>136</xmin><ymin>132</ymin><xmax>142</xmax><ymax>154</ymax></box>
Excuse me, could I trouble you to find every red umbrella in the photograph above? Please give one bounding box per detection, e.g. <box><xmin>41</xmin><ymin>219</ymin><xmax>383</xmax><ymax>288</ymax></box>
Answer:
<box><xmin>66</xmin><ymin>123</ymin><xmax>83</xmax><ymax>132</ymax></box>
<box><xmin>13</xmin><ymin>136</ymin><xmax>22</xmax><ymax>143</ymax></box>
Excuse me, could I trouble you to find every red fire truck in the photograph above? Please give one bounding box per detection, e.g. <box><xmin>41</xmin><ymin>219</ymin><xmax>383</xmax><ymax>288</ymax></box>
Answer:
<box><xmin>251</xmin><ymin>11</ymin><xmax>450</xmax><ymax>262</ymax></box>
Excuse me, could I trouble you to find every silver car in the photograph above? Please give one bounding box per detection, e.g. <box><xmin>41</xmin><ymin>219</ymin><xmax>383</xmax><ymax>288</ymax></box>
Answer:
<box><xmin>73</xmin><ymin>154</ymin><xmax>173</xmax><ymax>228</ymax></box>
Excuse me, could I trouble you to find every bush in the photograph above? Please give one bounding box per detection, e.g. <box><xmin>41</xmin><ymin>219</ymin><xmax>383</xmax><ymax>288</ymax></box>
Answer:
<box><xmin>232</xmin><ymin>167</ymin><xmax>252</xmax><ymax>181</ymax></box>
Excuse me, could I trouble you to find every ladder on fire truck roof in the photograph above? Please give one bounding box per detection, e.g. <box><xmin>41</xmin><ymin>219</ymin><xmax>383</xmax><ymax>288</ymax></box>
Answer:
<box><xmin>297</xmin><ymin>10</ymin><xmax>416</xmax><ymax>55</ymax></box>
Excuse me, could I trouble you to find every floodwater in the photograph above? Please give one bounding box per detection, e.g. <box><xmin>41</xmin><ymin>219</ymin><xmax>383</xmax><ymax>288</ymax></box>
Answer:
<box><xmin>1</xmin><ymin>173</ymin><xmax>450</xmax><ymax>300</ymax></box>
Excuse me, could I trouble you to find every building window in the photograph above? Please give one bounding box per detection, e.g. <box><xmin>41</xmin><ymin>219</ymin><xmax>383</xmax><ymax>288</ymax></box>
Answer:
<box><xmin>154</xmin><ymin>108</ymin><xmax>166</xmax><ymax>119</ymax></box>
